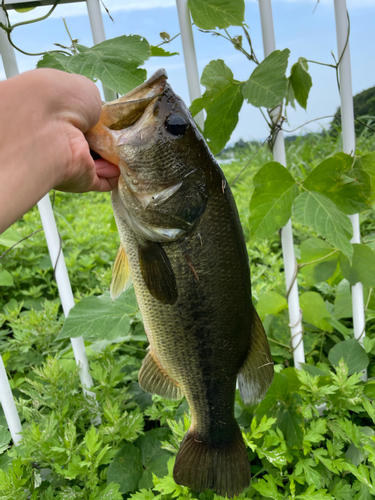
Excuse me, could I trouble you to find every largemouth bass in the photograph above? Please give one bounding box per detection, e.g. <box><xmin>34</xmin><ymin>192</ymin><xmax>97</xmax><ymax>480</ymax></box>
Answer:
<box><xmin>86</xmin><ymin>69</ymin><xmax>274</xmax><ymax>498</ymax></box>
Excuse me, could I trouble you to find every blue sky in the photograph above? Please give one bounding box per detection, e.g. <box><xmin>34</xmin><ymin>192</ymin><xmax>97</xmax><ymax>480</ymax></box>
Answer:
<box><xmin>2</xmin><ymin>0</ymin><xmax>375</xmax><ymax>143</ymax></box>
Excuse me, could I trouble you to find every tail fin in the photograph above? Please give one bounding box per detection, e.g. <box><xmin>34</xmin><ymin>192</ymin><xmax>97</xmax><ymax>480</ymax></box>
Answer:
<box><xmin>173</xmin><ymin>424</ymin><xmax>250</xmax><ymax>498</ymax></box>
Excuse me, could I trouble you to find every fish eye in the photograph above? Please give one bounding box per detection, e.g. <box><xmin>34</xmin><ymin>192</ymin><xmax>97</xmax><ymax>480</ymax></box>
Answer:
<box><xmin>165</xmin><ymin>114</ymin><xmax>188</xmax><ymax>136</ymax></box>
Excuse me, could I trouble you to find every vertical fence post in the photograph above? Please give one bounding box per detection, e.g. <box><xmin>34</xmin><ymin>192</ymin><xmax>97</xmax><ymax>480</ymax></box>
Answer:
<box><xmin>334</xmin><ymin>0</ymin><xmax>366</xmax><ymax>372</ymax></box>
<box><xmin>175</xmin><ymin>0</ymin><xmax>204</xmax><ymax>129</ymax></box>
<box><xmin>258</xmin><ymin>0</ymin><xmax>305</xmax><ymax>369</ymax></box>
<box><xmin>0</xmin><ymin>7</ymin><xmax>98</xmax><ymax>413</ymax></box>
<box><xmin>85</xmin><ymin>0</ymin><xmax>116</xmax><ymax>102</ymax></box>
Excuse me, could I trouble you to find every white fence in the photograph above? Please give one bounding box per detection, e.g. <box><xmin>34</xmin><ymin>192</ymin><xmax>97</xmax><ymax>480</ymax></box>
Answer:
<box><xmin>0</xmin><ymin>0</ymin><xmax>363</xmax><ymax>445</ymax></box>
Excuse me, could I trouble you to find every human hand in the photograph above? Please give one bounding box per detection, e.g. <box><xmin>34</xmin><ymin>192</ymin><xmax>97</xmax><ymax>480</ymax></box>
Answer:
<box><xmin>0</xmin><ymin>68</ymin><xmax>120</xmax><ymax>232</ymax></box>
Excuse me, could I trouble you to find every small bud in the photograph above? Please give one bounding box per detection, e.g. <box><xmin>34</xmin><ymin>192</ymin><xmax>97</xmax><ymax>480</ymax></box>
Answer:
<box><xmin>160</xmin><ymin>32</ymin><xmax>171</xmax><ymax>42</ymax></box>
<box><xmin>233</xmin><ymin>35</ymin><xmax>243</xmax><ymax>50</ymax></box>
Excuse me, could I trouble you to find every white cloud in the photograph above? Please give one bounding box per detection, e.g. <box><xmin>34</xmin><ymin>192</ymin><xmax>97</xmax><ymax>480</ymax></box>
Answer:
<box><xmin>7</xmin><ymin>0</ymin><xmax>176</xmax><ymax>22</ymax></box>
<box><xmin>5</xmin><ymin>0</ymin><xmax>375</xmax><ymax>24</ymax></box>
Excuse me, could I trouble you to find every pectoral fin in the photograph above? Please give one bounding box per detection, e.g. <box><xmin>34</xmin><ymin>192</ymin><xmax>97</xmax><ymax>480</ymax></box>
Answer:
<box><xmin>138</xmin><ymin>242</ymin><xmax>178</xmax><ymax>305</ymax></box>
<box><xmin>139</xmin><ymin>351</ymin><xmax>183</xmax><ymax>400</ymax></box>
<box><xmin>110</xmin><ymin>245</ymin><xmax>132</xmax><ymax>300</ymax></box>
<box><xmin>238</xmin><ymin>307</ymin><xmax>274</xmax><ymax>406</ymax></box>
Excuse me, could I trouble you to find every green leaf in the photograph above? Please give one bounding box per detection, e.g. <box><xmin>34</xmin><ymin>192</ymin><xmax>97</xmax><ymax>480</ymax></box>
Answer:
<box><xmin>0</xmin><ymin>227</ymin><xmax>25</xmax><ymax>248</ymax></box>
<box><xmin>249</xmin><ymin>162</ymin><xmax>298</xmax><ymax>239</ymax></box>
<box><xmin>135</xmin><ymin>428</ymin><xmax>173</xmax><ymax>489</ymax></box>
<box><xmin>296</xmin><ymin>485</ymin><xmax>334</xmax><ymax>499</ymax></box>
<box><xmin>15</xmin><ymin>7</ymin><xmax>36</xmax><ymax>12</ymax></box>
<box><xmin>96</xmin><ymin>483</ymin><xmax>123</xmax><ymax>500</ymax></box>
<box><xmin>37</xmin><ymin>52</ymin><xmax>72</xmax><ymax>72</ymax></box>
<box><xmin>364</xmin><ymin>382</ymin><xmax>375</xmax><ymax>399</ymax></box>
<box><xmin>354</xmin><ymin>151</ymin><xmax>375</xmax><ymax>203</ymax></box>
<box><xmin>289</xmin><ymin>57</ymin><xmax>312</xmax><ymax>109</ymax></box>
<box><xmin>57</xmin><ymin>288</ymin><xmax>137</xmax><ymax>341</ymax></box>
<box><xmin>276</xmin><ymin>394</ymin><xmax>304</xmax><ymax>449</ymax></box>
<box><xmin>300</xmin><ymin>238</ymin><xmax>338</xmax><ymax>285</ymax></box>
<box><xmin>68</xmin><ymin>35</ymin><xmax>149</xmax><ymax>94</ymax></box>
<box><xmin>339</xmin><ymin>244</ymin><xmax>375</xmax><ymax>288</ymax></box>
<box><xmin>204</xmin><ymin>83</ymin><xmax>243</xmax><ymax>153</ymax></box>
<box><xmin>201</xmin><ymin>58</ymin><xmax>235</xmax><ymax>90</ymax></box>
<box><xmin>252</xmin><ymin>474</ymin><xmax>284</xmax><ymax>500</ymax></box>
<box><xmin>150</xmin><ymin>46</ymin><xmax>178</xmax><ymax>57</ymax></box>
<box><xmin>188</xmin><ymin>0</ymin><xmax>245</xmax><ymax>30</ymax></box>
<box><xmin>353</xmin><ymin>481</ymin><xmax>374</xmax><ymax>500</ymax></box>
<box><xmin>329</xmin><ymin>478</ymin><xmax>353</xmax><ymax>500</ymax></box>
<box><xmin>256</xmin><ymin>291</ymin><xmax>287</xmax><ymax>321</ymax></box>
<box><xmin>281</xmin><ymin>367</ymin><xmax>301</xmax><ymax>393</ymax></box>
<box><xmin>192</xmin><ymin>60</ymin><xmax>243</xmax><ymax>153</ymax></box>
<box><xmin>346</xmin><ymin>443</ymin><xmax>365</xmax><ymax>467</ymax></box>
<box><xmin>107</xmin><ymin>444</ymin><xmax>143</xmax><ymax>494</ymax></box>
<box><xmin>334</xmin><ymin>279</ymin><xmax>353</xmax><ymax>319</ymax></box>
<box><xmin>0</xmin><ymin>271</ymin><xmax>14</xmax><ymax>287</ymax></box>
<box><xmin>76</xmin><ymin>44</ymin><xmax>89</xmax><ymax>53</ymax></box>
<box><xmin>286</xmin><ymin>78</ymin><xmax>296</xmax><ymax>109</ymax></box>
<box><xmin>328</xmin><ymin>339</ymin><xmax>369</xmax><ymax>375</ymax></box>
<box><xmin>128</xmin><ymin>382</ymin><xmax>153</xmax><ymax>411</ymax></box>
<box><xmin>38</xmin><ymin>35</ymin><xmax>150</xmax><ymax>94</ymax></box>
<box><xmin>300</xmin><ymin>292</ymin><xmax>333</xmax><ymax>332</ymax></box>
<box><xmin>295</xmin><ymin>458</ymin><xmax>324</xmax><ymax>489</ymax></box>
<box><xmin>0</xmin><ymin>427</ymin><xmax>11</xmax><ymax>454</ymax></box>
<box><xmin>292</xmin><ymin>191</ymin><xmax>353</xmax><ymax>261</ymax></box>
<box><xmin>242</xmin><ymin>49</ymin><xmax>290</xmax><ymax>108</ymax></box>
<box><xmin>303</xmin><ymin>153</ymin><xmax>371</xmax><ymax>215</ymax></box>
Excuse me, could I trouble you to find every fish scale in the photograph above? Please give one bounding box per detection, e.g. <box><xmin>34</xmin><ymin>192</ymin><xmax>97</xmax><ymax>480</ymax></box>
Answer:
<box><xmin>86</xmin><ymin>68</ymin><xmax>274</xmax><ymax>498</ymax></box>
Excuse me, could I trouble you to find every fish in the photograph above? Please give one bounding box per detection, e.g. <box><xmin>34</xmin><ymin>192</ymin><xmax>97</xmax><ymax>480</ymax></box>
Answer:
<box><xmin>86</xmin><ymin>69</ymin><xmax>274</xmax><ymax>498</ymax></box>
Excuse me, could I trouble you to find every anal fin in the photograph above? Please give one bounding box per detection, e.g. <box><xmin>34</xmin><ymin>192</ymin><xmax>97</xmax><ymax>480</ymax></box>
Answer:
<box><xmin>138</xmin><ymin>241</ymin><xmax>178</xmax><ymax>305</ymax></box>
<box><xmin>139</xmin><ymin>351</ymin><xmax>183</xmax><ymax>400</ymax></box>
<box><xmin>110</xmin><ymin>245</ymin><xmax>132</xmax><ymax>300</ymax></box>
<box><xmin>238</xmin><ymin>306</ymin><xmax>274</xmax><ymax>406</ymax></box>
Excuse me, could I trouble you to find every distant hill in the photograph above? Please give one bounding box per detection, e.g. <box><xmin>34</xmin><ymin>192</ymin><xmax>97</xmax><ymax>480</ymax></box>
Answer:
<box><xmin>330</xmin><ymin>85</ymin><xmax>375</xmax><ymax>134</ymax></box>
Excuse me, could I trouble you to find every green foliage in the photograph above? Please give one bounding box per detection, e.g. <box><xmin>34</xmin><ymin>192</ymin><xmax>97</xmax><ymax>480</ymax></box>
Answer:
<box><xmin>188</xmin><ymin>0</ymin><xmax>245</xmax><ymax>30</ymax></box>
<box><xmin>242</xmin><ymin>49</ymin><xmax>290</xmax><ymax>108</ymax></box>
<box><xmin>249</xmin><ymin>161</ymin><xmax>299</xmax><ymax>239</ymax></box>
<box><xmin>190</xmin><ymin>59</ymin><xmax>243</xmax><ymax>153</ymax></box>
<box><xmin>288</xmin><ymin>57</ymin><xmax>313</xmax><ymax>110</ymax></box>
<box><xmin>37</xmin><ymin>35</ymin><xmax>150</xmax><ymax>94</ymax></box>
<box><xmin>57</xmin><ymin>289</ymin><xmax>137</xmax><ymax>342</ymax></box>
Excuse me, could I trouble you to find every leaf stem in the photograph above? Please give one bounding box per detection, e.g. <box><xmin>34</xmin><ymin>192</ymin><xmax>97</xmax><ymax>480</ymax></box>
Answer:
<box><xmin>230</xmin><ymin>137</ymin><xmax>269</xmax><ymax>187</ymax></box>
<box><xmin>62</xmin><ymin>18</ymin><xmax>77</xmax><ymax>54</ymax></box>
<box><xmin>268</xmin><ymin>338</ymin><xmax>292</xmax><ymax>351</ymax></box>
<box><xmin>305</xmin><ymin>59</ymin><xmax>336</xmax><ymax>69</ymax></box>
<box><xmin>0</xmin><ymin>229</ymin><xmax>43</xmax><ymax>260</ymax></box>
<box><xmin>299</xmin><ymin>250</ymin><xmax>339</xmax><ymax>269</ymax></box>
<box><xmin>156</xmin><ymin>31</ymin><xmax>181</xmax><ymax>48</ymax></box>
<box><xmin>365</xmin><ymin>288</ymin><xmax>373</xmax><ymax>311</ymax></box>
<box><xmin>0</xmin><ymin>0</ymin><xmax>71</xmax><ymax>57</ymax></box>
<box><xmin>281</xmin><ymin>115</ymin><xmax>336</xmax><ymax>133</ymax></box>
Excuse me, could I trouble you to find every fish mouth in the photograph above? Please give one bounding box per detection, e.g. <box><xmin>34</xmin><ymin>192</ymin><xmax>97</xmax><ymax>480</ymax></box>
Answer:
<box><xmin>85</xmin><ymin>69</ymin><xmax>168</xmax><ymax>167</ymax></box>
<box><xmin>100</xmin><ymin>68</ymin><xmax>168</xmax><ymax>130</ymax></box>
